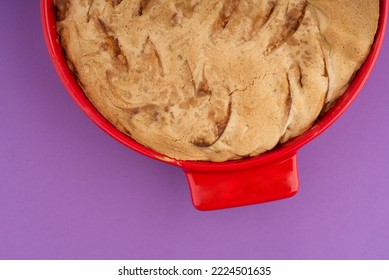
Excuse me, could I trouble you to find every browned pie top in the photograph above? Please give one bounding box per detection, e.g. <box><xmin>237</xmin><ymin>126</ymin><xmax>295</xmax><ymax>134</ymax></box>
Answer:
<box><xmin>55</xmin><ymin>0</ymin><xmax>379</xmax><ymax>161</ymax></box>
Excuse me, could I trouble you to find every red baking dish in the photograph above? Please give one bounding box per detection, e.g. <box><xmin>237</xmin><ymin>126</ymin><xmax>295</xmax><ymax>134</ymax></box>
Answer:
<box><xmin>41</xmin><ymin>0</ymin><xmax>388</xmax><ymax>210</ymax></box>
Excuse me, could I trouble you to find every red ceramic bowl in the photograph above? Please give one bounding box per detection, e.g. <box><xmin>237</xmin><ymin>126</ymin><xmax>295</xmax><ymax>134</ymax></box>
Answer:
<box><xmin>41</xmin><ymin>0</ymin><xmax>388</xmax><ymax>210</ymax></box>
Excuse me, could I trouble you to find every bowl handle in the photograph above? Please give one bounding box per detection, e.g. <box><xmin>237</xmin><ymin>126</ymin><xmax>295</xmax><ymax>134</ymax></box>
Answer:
<box><xmin>184</xmin><ymin>153</ymin><xmax>299</xmax><ymax>210</ymax></box>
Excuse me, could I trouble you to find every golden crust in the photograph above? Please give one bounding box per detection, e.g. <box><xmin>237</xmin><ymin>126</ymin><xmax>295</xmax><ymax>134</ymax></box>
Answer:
<box><xmin>55</xmin><ymin>0</ymin><xmax>379</xmax><ymax>161</ymax></box>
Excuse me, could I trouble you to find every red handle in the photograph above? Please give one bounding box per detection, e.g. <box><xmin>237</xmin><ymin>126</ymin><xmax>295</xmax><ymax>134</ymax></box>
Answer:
<box><xmin>184</xmin><ymin>153</ymin><xmax>299</xmax><ymax>210</ymax></box>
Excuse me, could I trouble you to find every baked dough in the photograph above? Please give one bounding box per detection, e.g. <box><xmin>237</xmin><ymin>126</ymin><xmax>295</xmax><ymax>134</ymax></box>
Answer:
<box><xmin>55</xmin><ymin>0</ymin><xmax>379</xmax><ymax>161</ymax></box>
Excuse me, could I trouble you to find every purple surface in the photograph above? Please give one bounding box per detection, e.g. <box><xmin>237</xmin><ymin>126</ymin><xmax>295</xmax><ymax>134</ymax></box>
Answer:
<box><xmin>1</xmin><ymin>2</ymin><xmax>389</xmax><ymax>260</ymax></box>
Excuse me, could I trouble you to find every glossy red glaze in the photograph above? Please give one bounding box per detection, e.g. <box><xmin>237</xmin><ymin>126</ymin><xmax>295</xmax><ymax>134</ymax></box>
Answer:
<box><xmin>41</xmin><ymin>0</ymin><xmax>388</xmax><ymax>210</ymax></box>
<box><xmin>186</xmin><ymin>154</ymin><xmax>298</xmax><ymax>210</ymax></box>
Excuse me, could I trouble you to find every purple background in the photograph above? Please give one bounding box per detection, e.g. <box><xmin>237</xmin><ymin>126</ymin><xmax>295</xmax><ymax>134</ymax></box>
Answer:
<box><xmin>1</xmin><ymin>2</ymin><xmax>388</xmax><ymax>260</ymax></box>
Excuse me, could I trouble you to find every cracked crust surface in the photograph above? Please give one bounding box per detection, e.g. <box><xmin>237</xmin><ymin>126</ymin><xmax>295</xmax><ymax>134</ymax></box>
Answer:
<box><xmin>55</xmin><ymin>0</ymin><xmax>379</xmax><ymax>161</ymax></box>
